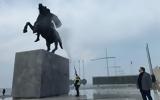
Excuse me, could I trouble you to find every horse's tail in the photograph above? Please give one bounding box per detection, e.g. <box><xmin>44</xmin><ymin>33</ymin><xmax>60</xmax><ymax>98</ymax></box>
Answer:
<box><xmin>59</xmin><ymin>40</ymin><xmax>63</xmax><ymax>49</ymax></box>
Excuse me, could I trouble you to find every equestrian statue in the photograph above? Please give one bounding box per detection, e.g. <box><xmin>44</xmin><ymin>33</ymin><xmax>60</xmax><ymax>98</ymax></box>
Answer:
<box><xmin>23</xmin><ymin>3</ymin><xmax>63</xmax><ymax>53</ymax></box>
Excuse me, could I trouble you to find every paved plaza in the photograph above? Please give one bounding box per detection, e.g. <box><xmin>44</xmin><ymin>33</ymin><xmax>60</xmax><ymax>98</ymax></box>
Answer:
<box><xmin>0</xmin><ymin>85</ymin><xmax>160</xmax><ymax>100</ymax></box>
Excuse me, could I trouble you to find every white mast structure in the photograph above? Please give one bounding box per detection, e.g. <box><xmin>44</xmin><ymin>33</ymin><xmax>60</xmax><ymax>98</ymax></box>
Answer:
<box><xmin>91</xmin><ymin>48</ymin><xmax>116</xmax><ymax>76</ymax></box>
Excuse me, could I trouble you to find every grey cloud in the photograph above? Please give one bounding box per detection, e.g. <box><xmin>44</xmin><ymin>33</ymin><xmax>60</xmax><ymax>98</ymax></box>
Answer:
<box><xmin>1</xmin><ymin>0</ymin><xmax>160</xmax><ymax>86</ymax></box>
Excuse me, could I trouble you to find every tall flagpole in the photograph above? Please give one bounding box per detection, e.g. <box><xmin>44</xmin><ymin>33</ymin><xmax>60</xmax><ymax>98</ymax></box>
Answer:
<box><xmin>146</xmin><ymin>43</ymin><xmax>156</xmax><ymax>82</ymax></box>
<box><xmin>146</xmin><ymin>43</ymin><xmax>159</xmax><ymax>99</ymax></box>
<box><xmin>78</xmin><ymin>60</ymin><xmax>81</xmax><ymax>76</ymax></box>
<box><xmin>106</xmin><ymin>48</ymin><xmax>109</xmax><ymax>76</ymax></box>
<box><xmin>146</xmin><ymin>43</ymin><xmax>154</xmax><ymax>74</ymax></box>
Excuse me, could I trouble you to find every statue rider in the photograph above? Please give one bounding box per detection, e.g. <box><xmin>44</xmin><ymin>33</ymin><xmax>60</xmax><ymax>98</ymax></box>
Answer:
<box><xmin>34</xmin><ymin>3</ymin><xmax>62</xmax><ymax>42</ymax></box>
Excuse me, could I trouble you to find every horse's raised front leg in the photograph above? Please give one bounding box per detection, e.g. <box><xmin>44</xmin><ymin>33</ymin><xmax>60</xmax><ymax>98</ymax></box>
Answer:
<box><xmin>23</xmin><ymin>22</ymin><xmax>34</xmax><ymax>33</ymax></box>
<box><xmin>34</xmin><ymin>32</ymin><xmax>40</xmax><ymax>42</ymax></box>
<box><xmin>46</xmin><ymin>42</ymin><xmax>51</xmax><ymax>52</ymax></box>
<box><xmin>52</xmin><ymin>42</ymin><xmax>58</xmax><ymax>53</ymax></box>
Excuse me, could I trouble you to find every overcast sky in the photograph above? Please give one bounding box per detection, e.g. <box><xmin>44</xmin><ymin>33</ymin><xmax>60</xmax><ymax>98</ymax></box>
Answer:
<box><xmin>1</xmin><ymin>0</ymin><xmax>160</xmax><ymax>87</ymax></box>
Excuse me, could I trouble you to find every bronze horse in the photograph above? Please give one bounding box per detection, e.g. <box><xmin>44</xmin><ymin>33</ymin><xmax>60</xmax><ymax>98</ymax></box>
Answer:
<box><xmin>23</xmin><ymin>4</ymin><xmax>63</xmax><ymax>53</ymax></box>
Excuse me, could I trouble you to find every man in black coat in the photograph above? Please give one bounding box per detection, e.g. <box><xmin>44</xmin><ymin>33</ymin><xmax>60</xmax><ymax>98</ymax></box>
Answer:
<box><xmin>2</xmin><ymin>89</ymin><xmax>5</xmax><ymax>96</ymax></box>
<box><xmin>137</xmin><ymin>67</ymin><xmax>153</xmax><ymax>100</ymax></box>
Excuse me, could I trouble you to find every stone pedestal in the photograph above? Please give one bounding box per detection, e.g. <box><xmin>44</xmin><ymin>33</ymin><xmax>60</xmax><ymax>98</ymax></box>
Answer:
<box><xmin>12</xmin><ymin>49</ymin><xmax>69</xmax><ymax>98</ymax></box>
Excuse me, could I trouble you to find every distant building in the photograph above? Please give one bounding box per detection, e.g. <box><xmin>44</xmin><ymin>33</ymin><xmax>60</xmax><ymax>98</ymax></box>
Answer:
<box><xmin>153</xmin><ymin>66</ymin><xmax>160</xmax><ymax>83</ymax></box>
<box><xmin>93</xmin><ymin>75</ymin><xmax>138</xmax><ymax>85</ymax></box>
<box><xmin>153</xmin><ymin>66</ymin><xmax>160</xmax><ymax>91</ymax></box>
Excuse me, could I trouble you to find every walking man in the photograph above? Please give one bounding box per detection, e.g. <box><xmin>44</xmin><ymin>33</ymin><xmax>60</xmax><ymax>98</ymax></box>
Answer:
<box><xmin>2</xmin><ymin>89</ymin><xmax>5</xmax><ymax>96</ymax></box>
<box><xmin>74</xmin><ymin>74</ymin><xmax>81</xmax><ymax>97</ymax></box>
<box><xmin>137</xmin><ymin>67</ymin><xmax>153</xmax><ymax>100</ymax></box>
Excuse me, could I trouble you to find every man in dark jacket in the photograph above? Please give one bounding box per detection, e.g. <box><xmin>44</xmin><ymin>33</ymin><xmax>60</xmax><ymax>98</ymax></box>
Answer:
<box><xmin>2</xmin><ymin>89</ymin><xmax>5</xmax><ymax>96</ymax></box>
<box><xmin>137</xmin><ymin>67</ymin><xmax>153</xmax><ymax>100</ymax></box>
